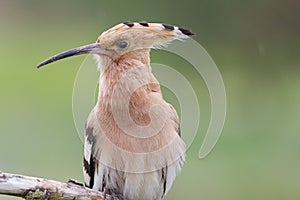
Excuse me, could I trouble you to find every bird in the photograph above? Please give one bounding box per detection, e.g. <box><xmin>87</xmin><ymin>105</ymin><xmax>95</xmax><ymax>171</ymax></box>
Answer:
<box><xmin>37</xmin><ymin>21</ymin><xmax>194</xmax><ymax>200</ymax></box>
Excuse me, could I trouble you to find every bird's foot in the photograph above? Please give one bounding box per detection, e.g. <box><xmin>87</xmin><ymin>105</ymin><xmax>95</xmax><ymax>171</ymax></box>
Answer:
<box><xmin>103</xmin><ymin>188</ymin><xmax>123</xmax><ymax>200</ymax></box>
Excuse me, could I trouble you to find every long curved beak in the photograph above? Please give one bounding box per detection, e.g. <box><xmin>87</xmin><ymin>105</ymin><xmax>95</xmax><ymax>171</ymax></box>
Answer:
<box><xmin>37</xmin><ymin>43</ymin><xmax>106</xmax><ymax>68</ymax></box>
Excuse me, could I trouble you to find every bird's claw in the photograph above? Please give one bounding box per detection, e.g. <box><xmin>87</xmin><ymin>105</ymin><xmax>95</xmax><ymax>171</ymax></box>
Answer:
<box><xmin>103</xmin><ymin>188</ymin><xmax>123</xmax><ymax>200</ymax></box>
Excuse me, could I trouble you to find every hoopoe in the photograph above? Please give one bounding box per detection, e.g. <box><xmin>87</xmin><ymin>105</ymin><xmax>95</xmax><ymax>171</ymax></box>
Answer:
<box><xmin>37</xmin><ymin>21</ymin><xmax>194</xmax><ymax>200</ymax></box>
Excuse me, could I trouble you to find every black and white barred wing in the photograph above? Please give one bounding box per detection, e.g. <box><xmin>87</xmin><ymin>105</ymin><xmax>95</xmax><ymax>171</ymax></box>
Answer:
<box><xmin>83</xmin><ymin>109</ymin><xmax>99</xmax><ymax>189</ymax></box>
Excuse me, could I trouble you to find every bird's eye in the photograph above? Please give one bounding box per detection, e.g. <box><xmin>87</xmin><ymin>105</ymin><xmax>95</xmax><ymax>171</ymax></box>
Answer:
<box><xmin>118</xmin><ymin>41</ymin><xmax>128</xmax><ymax>49</ymax></box>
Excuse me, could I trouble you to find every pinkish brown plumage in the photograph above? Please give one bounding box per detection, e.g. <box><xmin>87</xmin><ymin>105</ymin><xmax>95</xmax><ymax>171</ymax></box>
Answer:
<box><xmin>37</xmin><ymin>21</ymin><xmax>194</xmax><ymax>200</ymax></box>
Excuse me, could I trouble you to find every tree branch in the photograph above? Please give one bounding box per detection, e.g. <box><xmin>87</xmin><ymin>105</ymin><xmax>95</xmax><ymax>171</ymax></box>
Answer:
<box><xmin>0</xmin><ymin>171</ymin><xmax>106</xmax><ymax>200</ymax></box>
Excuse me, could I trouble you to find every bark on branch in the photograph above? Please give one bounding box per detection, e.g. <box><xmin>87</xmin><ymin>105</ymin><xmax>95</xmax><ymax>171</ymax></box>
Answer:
<box><xmin>0</xmin><ymin>171</ymin><xmax>107</xmax><ymax>200</ymax></box>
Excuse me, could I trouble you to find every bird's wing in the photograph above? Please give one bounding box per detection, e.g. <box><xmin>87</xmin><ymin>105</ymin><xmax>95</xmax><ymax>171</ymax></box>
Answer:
<box><xmin>83</xmin><ymin>108</ymin><xmax>99</xmax><ymax>189</ymax></box>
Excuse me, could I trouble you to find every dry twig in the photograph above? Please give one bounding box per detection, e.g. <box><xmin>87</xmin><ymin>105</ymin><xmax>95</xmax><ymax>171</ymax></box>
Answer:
<box><xmin>0</xmin><ymin>171</ymin><xmax>107</xmax><ymax>200</ymax></box>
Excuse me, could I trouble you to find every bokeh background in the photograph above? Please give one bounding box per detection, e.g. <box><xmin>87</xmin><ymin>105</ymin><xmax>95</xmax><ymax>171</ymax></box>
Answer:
<box><xmin>0</xmin><ymin>0</ymin><xmax>299</xmax><ymax>199</ymax></box>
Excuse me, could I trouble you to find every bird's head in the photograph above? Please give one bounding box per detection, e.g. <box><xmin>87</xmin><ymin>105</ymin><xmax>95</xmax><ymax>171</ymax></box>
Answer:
<box><xmin>37</xmin><ymin>21</ymin><xmax>194</xmax><ymax>69</ymax></box>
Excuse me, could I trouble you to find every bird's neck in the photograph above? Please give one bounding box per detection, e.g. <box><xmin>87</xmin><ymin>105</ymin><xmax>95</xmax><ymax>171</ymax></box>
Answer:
<box><xmin>96</xmin><ymin>49</ymin><xmax>159</xmax><ymax>109</ymax></box>
<box><xmin>97</xmin><ymin>49</ymin><xmax>150</xmax><ymax>74</ymax></box>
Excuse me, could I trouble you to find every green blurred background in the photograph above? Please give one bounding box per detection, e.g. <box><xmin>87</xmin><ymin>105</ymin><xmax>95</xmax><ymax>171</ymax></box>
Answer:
<box><xmin>0</xmin><ymin>0</ymin><xmax>299</xmax><ymax>199</ymax></box>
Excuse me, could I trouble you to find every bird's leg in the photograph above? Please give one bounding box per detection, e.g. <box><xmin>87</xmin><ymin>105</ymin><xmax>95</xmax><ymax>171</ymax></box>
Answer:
<box><xmin>103</xmin><ymin>187</ymin><xmax>123</xmax><ymax>200</ymax></box>
<box><xmin>103</xmin><ymin>187</ymin><xmax>110</xmax><ymax>200</ymax></box>
<box><xmin>111</xmin><ymin>189</ymin><xmax>123</xmax><ymax>200</ymax></box>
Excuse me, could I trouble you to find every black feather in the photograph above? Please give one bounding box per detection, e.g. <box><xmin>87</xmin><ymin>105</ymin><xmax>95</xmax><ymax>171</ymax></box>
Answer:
<box><xmin>162</xmin><ymin>24</ymin><xmax>174</xmax><ymax>31</ymax></box>
<box><xmin>139</xmin><ymin>21</ymin><xmax>149</xmax><ymax>27</ymax></box>
<box><xmin>123</xmin><ymin>22</ymin><xmax>134</xmax><ymax>27</ymax></box>
<box><xmin>85</xmin><ymin>127</ymin><xmax>94</xmax><ymax>143</ymax></box>
<box><xmin>179</xmin><ymin>27</ymin><xmax>195</xmax><ymax>36</ymax></box>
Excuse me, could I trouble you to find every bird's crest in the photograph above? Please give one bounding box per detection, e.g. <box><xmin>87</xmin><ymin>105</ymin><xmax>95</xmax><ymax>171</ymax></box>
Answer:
<box><xmin>98</xmin><ymin>21</ymin><xmax>195</xmax><ymax>49</ymax></box>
